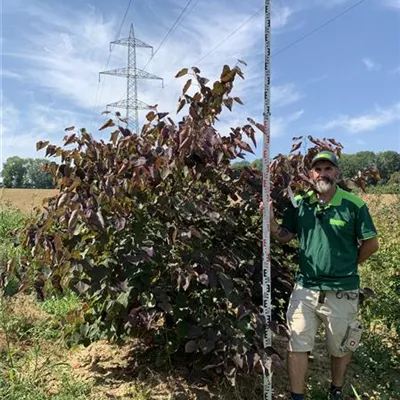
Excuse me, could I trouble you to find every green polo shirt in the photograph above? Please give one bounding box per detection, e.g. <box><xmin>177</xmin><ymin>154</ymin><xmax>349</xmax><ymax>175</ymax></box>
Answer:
<box><xmin>282</xmin><ymin>186</ymin><xmax>378</xmax><ymax>291</ymax></box>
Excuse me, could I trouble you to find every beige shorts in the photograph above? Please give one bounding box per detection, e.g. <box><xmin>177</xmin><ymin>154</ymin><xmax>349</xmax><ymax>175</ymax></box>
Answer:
<box><xmin>286</xmin><ymin>283</ymin><xmax>360</xmax><ymax>357</ymax></box>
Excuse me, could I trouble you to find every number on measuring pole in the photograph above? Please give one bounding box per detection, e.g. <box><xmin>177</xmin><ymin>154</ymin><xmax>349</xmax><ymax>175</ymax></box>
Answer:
<box><xmin>262</xmin><ymin>0</ymin><xmax>272</xmax><ymax>399</ymax></box>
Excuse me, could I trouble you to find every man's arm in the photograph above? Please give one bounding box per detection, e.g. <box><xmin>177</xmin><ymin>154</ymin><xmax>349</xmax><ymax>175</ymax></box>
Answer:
<box><xmin>355</xmin><ymin>204</ymin><xmax>379</xmax><ymax>263</ymax></box>
<box><xmin>358</xmin><ymin>237</ymin><xmax>379</xmax><ymax>264</ymax></box>
<box><xmin>271</xmin><ymin>219</ymin><xmax>295</xmax><ymax>244</ymax></box>
<box><xmin>259</xmin><ymin>201</ymin><xmax>295</xmax><ymax>244</ymax></box>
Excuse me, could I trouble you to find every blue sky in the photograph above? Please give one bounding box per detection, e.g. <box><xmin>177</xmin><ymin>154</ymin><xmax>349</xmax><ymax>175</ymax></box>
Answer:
<box><xmin>1</xmin><ymin>0</ymin><xmax>400</xmax><ymax>170</ymax></box>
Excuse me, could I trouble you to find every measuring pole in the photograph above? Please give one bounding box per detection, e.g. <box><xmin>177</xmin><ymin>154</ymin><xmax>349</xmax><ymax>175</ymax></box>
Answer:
<box><xmin>262</xmin><ymin>0</ymin><xmax>272</xmax><ymax>399</ymax></box>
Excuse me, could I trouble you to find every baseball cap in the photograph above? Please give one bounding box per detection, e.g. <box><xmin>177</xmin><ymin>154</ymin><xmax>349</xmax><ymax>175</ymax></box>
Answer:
<box><xmin>311</xmin><ymin>150</ymin><xmax>339</xmax><ymax>168</ymax></box>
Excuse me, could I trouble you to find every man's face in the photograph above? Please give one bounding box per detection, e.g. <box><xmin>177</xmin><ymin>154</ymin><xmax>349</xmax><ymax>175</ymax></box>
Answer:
<box><xmin>310</xmin><ymin>161</ymin><xmax>339</xmax><ymax>194</ymax></box>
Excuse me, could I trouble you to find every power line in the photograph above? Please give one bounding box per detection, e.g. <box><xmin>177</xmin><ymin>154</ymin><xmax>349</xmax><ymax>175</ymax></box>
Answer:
<box><xmin>186</xmin><ymin>0</ymin><xmax>201</xmax><ymax>19</ymax></box>
<box><xmin>195</xmin><ymin>6</ymin><xmax>263</xmax><ymax>65</ymax></box>
<box><xmin>112</xmin><ymin>0</ymin><xmax>199</xmax><ymax>104</ymax></box>
<box><xmin>251</xmin><ymin>0</ymin><xmax>368</xmax><ymax>71</ymax></box>
<box><xmin>142</xmin><ymin>0</ymin><xmax>196</xmax><ymax>71</ymax></box>
<box><xmin>92</xmin><ymin>0</ymin><xmax>134</xmax><ymax>124</ymax></box>
<box><xmin>136</xmin><ymin>4</ymin><xmax>263</xmax><ymax>94</ymax></box>
<box><xmin>97</xmin><ymin>0</ymin><xmax>134</xmax><ymax>111</ymax></box>
<box><xmin>116</xmin><ymin>0</ymin><xmax>134</xmax><ymax>41</ymax></box>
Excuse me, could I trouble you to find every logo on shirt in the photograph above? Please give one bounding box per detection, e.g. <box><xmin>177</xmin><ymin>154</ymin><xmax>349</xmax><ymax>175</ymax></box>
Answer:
<box><xmin>329</xmin><ymin>219</ymin><xmax>347</xmax><ymax>227</ymax></box>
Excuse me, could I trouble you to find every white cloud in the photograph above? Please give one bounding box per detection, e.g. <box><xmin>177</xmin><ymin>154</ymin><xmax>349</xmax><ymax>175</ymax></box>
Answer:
<box><xmin>272</xmin><ymin>84</ymin><xmax>302</xmax><ymax>108</ymax></box>
<box><xmin>270</xmin><ymin>110</ymin><xmax>305</xmax><ymax>139</ymax></box>
<box><xmin>362</xmin><ymin>58</ymin><xmax>382</xmax><ymax>72</ymax></box>
<box><xmin>0</xmin><ymin>70</ymin><xmax>23</xmax><ymax>80</ymax></box>
<box><xmin>272</xmin><ymin>5</ymin><xmax>295</xmax><ymax>30</ymax></box>
<box><xmin>310</xmin><ymin>0</ymin><xmax>355</xmax><ymax>8</ymax></box>
<box><xmin>0</xmin><ymin>0</ymin><xmax>305</xmax><ymax>165</ymax></box>
<box><xmin>1</xmin><ymin>95</ymin><xmax>95</xmax><ymax>167</ymax></box>
<box><xmin>1</xmin><ymin>96</ymin><xmax>20</xmax><ymax>136</ymax></box>
<box><xmin>320</xmin><ymin>103</ymin><xmax>400</xmax><ymax>133</ymax></box>
<box><xmin>4</xmin><ymin>2</ymin><xmax>270</xmax><ymax>118</ymax></box>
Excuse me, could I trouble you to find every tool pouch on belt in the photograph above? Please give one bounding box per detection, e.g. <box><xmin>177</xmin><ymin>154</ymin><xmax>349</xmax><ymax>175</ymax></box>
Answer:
<box><xmin>340</xmin><ymin>321</ymin><xmax>363</xmax><ymax>352</ymax></box>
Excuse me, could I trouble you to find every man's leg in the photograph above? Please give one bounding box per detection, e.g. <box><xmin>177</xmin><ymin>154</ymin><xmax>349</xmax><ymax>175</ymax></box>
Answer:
<box><xmin>287</xmin><ymin>351</ymin><xmax>309</xmax><ymax>393</ymax></box>
<box><xmin>286</xmin><ymin>285</ymin><xmax>320</xmax><ymax>398</ymax></box>
<box><xmin>331</xmin><ymin>353</ymin><xmax>352</xmax><ymax>387</ymax></box>
<box><xmin>321</xmin><ymin>290</ymin><xmax>360</xmax><ymax>398</ymax></box>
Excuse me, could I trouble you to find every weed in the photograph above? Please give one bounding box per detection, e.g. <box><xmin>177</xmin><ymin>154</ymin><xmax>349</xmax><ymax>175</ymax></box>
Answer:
<box><xmin>306</xmin><ymin>379</ymin><xmax>329</xmax><ymax>400</ymax></box>
<box><xmin>0</xmin><ymin>372</ymin><xmax>92</xmax><ymax>400</ymax></box>
<box><xmin>41</xmin><ymin>290</ymin><xmax>81</xmax><ymax>318</ymax></box>
<box><xmin>0</xmin><ymin>295</ymin><xmax>90</xmax><ymax>400</ymax></box>
<box><xmin>351</xmin><ymin>385</ymin><xmax>362</xmax><ymax>400</ymax></box>
<box><xmin>0</xmin><ymin>202</ymin><xmax>24</xmax><ymax>237</ymax></box>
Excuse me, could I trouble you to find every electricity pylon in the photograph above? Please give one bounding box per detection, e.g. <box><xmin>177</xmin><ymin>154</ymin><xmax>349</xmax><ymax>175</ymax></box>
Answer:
<box><xmin>100</xmin><ymin>24</ymin><xmax>163</xmax><ymax>132</ymax></box>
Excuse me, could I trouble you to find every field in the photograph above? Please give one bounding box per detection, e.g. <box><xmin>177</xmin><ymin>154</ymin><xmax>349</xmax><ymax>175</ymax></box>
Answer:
<box><xmin>0</xmin><ymin>189</ymin><xmax>58</xmax><ymax>214</ymax></box>
<box><xmin>0</xmin><ymin>190</ymin><xmax>399</xmax><ymax>399</ymax></box>
<box><xmin>1</xmin><ymin>189</ymin><xmax>396</xmax><ymax>213</ymax></box>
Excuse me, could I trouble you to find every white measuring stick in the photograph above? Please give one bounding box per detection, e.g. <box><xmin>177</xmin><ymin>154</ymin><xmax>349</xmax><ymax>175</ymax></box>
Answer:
<box><xmin>262</xmin><ymin>0</ymin><xmax>272</xmax><ymax>399</ymax></box>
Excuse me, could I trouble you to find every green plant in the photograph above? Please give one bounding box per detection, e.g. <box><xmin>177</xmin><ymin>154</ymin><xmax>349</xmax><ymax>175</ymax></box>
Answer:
<box><xmin>0</xmin><ymin>372</ymin><xmax>91</xmax><ymax>400</ymax></box>
<box><xmin>351</xmin><ymin>385</ymin><xmax>362</xmax><ymax>400</ymax></box>
<box><xmin>0</xmin><ymin>206</ymin><xmax>25</xmax><ymax>262</ymax></box>
<box><xmin>387</xmin><ymin>171</ymin><xmax>400</xmax><ymax>185</ymax></box>
<box><xmin>41</xmin><ymin>290</ymin><xmax>81</xmax><ymax>318</ymax></box>
<box><xmin>0</xmin><ymin>206</ymin><xmax>29</xmax><ymax>296</ymax></box>
<box><xmin>355</xmin><ymin>331</ymin><xmax>399</xmax><ymax>376</ymax></box>
<box><xmin>360</xmin><ymin>199</ymin><xmax>400</xmax><ymax>335</ymax></box>
<box><xmin>0</xmin><ymin>296</ymin><xmax>90</xmax><ymax>400</ymax></box>
<box><xmin>306</xmin><ymin>379</ymin><xmax>328</xmax><ymax>399</ymax></box>
<box><xmin>0</xmin><ymin>203</ymin><xmax>24</xmax><ymax>235</ymax></box>
<box><xmin>1</xmin><ymin>156</ymin><xmax>54</xmax><ymax>189</ymax></box>
<box><xmin>366</xmin><ymin>184</ymin><xmax>400</xmax><ymax>194</ymax></box>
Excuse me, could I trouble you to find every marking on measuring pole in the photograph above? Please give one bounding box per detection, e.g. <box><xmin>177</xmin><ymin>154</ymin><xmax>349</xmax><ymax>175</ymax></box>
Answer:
<box><xmin>262</xmin><ymin>0</ymin><xmax>272</xmax><ymax>399</ymax></box>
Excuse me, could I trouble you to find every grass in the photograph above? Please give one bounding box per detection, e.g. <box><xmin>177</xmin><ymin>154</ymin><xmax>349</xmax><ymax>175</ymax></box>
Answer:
<box><xmin>41</xmin><ymin>291</ymin><xmax>81</xmax><ymax>318</ymax></box>
<box><xmin>0</xmin><ymin>294</ymin><xmax>92</xmax><ymax>400</ymax></box>
<box><xmin>0</xmin><ymin>373</ymin><xmax>92</xmax><ymax>400</ymax></box>
<box><xmin>0</xmin><ymin>196</ymin><xmax>399</xmax><ymax>399</ymax></box>
<box><xmin>0</xmin><ymin>204</ymin><xmax>25</xmax><ymax>268</ymax></box>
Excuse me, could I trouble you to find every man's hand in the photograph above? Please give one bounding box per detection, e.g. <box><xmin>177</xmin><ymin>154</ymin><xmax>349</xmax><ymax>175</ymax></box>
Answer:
<box><xmin>258</xmin><ymin>201</ymin><xmax>294</xmax><ymax>244</ymax></box>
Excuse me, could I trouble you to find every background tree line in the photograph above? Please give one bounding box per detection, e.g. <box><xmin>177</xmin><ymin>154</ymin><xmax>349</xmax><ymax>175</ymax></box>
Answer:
<box><xmin>1</xmin><ymin>157</ymin><xmax>54</xmax><ymax>189</ymax></box>
<box><xmin>233</xmin><ymin>150</ymin><xmax>400</xmax><ymax>188</ymax></box>
<box><xmin>1</xmin><ymin>150</ymin><xmax>399</xmax><ymax>190</ymax></box>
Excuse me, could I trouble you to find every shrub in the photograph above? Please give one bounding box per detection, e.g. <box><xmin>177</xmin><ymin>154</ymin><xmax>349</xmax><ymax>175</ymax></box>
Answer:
<box><xmin>366</xmin><ymin>184</ymin><xmax>400</xmax><ymax>195</ymax></box>
<box><xmin>6</xmin><ymin>64</ymin><xmax>369</xmax><ymax>382</ymax></box>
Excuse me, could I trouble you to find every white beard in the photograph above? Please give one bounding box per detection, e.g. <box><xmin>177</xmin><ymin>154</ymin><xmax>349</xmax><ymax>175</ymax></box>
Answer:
<box><xmin>316</xmin><ymin>179</ymin><xmax>333</xmax><ymax>194</ymax></box>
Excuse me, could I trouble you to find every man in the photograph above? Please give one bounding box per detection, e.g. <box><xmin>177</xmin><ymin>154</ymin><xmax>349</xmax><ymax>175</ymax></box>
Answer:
<box><xmin>266</xmin><ymin>150</ymin><xmax>379</xmax><ymax>400</ymax></box>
